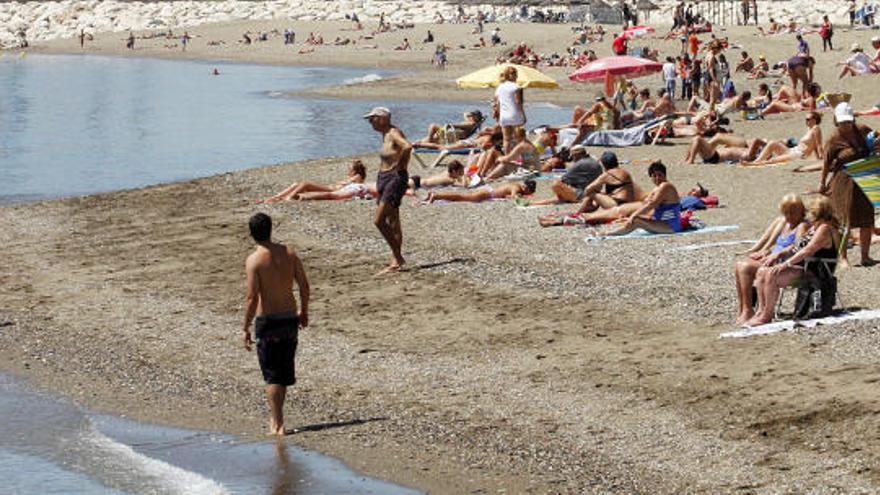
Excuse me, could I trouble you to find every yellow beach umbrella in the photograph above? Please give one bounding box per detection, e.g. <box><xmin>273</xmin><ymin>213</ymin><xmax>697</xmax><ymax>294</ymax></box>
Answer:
<box><xmin>456</xmin><ymin>63</ymin><xmax>559</xmax><ymax>89</ymax></box>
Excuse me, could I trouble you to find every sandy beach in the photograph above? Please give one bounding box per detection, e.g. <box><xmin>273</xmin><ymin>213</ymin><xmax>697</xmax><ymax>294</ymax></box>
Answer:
<box><xmin>3</xmin><ymin>16</ymin><xmax>880</xmax><ymax>494</ymax></box>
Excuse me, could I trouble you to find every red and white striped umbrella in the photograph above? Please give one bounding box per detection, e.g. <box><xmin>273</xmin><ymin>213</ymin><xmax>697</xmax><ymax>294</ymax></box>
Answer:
<box><xmin>623</xmin><ymin>25</ymin><xmax>656</xmax><ymax>39</ymax></box>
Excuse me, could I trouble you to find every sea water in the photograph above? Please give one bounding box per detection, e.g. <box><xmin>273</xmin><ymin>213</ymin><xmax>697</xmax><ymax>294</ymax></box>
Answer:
<box><xmin>0</xmin><ymin>373</ymin><xmax>420</xmax><ymax>494</ymax></box>
<box><xmin>0</xmin><ymin>54</ymin><xmax>572</xmax><ymax>204</ymax></box>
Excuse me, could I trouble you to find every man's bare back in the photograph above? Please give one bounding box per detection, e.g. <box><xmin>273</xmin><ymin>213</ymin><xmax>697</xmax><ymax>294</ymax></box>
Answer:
<box><xmin>245</xmin><ymin>242</ymin><xmax>305</xmax><ymax>317</ymax></box>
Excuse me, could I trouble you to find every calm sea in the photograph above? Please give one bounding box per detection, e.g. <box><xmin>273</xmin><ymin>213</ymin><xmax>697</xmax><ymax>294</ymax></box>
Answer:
<box><xmin>0</xmin><ymin>53</ymin><xmax>571</xmax><ymax>204</ymax></box>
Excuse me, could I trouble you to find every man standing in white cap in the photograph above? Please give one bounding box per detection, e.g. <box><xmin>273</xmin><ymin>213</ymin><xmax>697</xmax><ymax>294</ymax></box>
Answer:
<box><xmin>364</xmin><ymin>106</ymin><xmax>412</xmax><ymax>274</ymax></box>
<box><xmin>819</xmin><ymin>102</ymin><xmax>876</xmax><ymax>266</ymax></box>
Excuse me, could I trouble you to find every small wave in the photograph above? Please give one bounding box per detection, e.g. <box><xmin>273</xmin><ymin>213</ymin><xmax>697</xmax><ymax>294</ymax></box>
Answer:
<box><xmin>265</xmin><ymin>91</ymin><xmax>285</xmax><ymax>98</ymax></box>
<box><xmin>343</xmin><ymin>73</ymin><xmax>383</xmax><ymax>85</ymax></box>
<box><xmin>527</xmin><ymin>102</ymin><xmax>562</xmax><ymax>109</ymax></box>
<box><xmin>82</xmin><ymin>427</ymin><xmax>229</xmax><ymax>495</ymax></box>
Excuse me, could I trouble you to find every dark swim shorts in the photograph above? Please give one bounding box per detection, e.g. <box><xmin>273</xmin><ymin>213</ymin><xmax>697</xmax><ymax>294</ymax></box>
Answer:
<box><xmin>255</xmin><ymin>311</ymin><xmax>299</xmax><ymax>386</ymax></box>
<box><xmin>703</xmin><ymin>151</ymin><xmax>721</xmax><ymax>164</ymax></box>
<box><xmin>376</xmin><ymin>169</ymin><xmax>409</xmax><ymax>207</ymax></box>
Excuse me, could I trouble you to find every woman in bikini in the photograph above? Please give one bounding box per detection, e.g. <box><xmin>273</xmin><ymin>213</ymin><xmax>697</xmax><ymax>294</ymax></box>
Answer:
<box><xmin>575</xmin><ymin>151</ymin><xmax>639</xmax><ymax>214</ymax></box>
<box><xmin>260</xmin><ymin>160</ymin><xmax>372</xmax><ymax>203</ymax></box>
<box><xmin>425</xmin><ymin>179</ymin><xmax>536</xmax><ymax>203</ymax></box>
<box><xmin>605</xmin><ymin>161</ymin><xmax>684</xmax><ymax>235</ymax></box>
<box><xmin>483</xmin><ymin>126</ymin><xmax>540</xmax><ymax>180</ymax></box>
<box><xmin>741</xmin><ymin>112</ymin><xmax>824</xmax><ymax>166</ymax></box>
<box><xmin>747</xmin><ymin>196</ymin><xmax>841</xmax><ymax>326</ymax></box>
<box><xmin>734</xmin><ymin>194</ymin><xmax>809</xmax><ymax>324</ymax></box>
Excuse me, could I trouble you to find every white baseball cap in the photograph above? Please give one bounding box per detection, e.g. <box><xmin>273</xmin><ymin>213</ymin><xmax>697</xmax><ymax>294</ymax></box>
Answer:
<box><xmin>834</xmin><ymin>102</ymin><xmax>855</xmax><ymax>123</ymax></box>
<box><xmin>872</xmin><ymin>36</ymin><xmax>880</xmax><ymax>43</ymax></box>
<box><xmin>363</xmin><ymin>106</ymin><xmax>391</xmax><ymax>119</ymax></box>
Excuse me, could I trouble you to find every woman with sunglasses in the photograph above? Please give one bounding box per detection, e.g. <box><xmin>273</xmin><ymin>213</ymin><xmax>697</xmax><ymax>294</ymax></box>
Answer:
<box><xmin>741</xmin><ymin>112</ymin><xmax>824</xmax><ymax>166</ymax></box>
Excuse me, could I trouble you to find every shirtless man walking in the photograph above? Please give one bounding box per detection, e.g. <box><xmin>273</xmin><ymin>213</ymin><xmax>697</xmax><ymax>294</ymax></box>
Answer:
<box><xmin>364</xmin><ymin>107</ymin><xmax>413</xmax><ymax>274</ymax></box>
<box><xmin>242</xmin><ymin>213</ymin><xmax>310</xmax><ymax>435</ymax></box>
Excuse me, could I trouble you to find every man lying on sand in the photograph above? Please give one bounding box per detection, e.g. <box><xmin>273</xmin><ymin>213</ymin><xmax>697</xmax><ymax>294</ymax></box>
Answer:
<box><xmin>426</xmin><ymin>179</ymin><xmax>536</xmax><ymax>203</ymax></box>
<box><xmin>260</xmin><ymin>160</ymin><xmax>371</xmax><ymax>203</ymax></box>
<box><xmin>683</xmin><ymin>133</ymin><xmax>765</xmax><ymax>165</ymax></box>
<box><xmin>242</xmin><ymin>213</ymin><xmax>310</xmax><ymax>436</ymax></box>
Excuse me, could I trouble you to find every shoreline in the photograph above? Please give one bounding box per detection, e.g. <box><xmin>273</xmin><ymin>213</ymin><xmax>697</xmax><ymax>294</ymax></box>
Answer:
<box><xmin>3</xmin><ymin>19</ymin><xmax>880</xmax><ymax>494</ymax></box>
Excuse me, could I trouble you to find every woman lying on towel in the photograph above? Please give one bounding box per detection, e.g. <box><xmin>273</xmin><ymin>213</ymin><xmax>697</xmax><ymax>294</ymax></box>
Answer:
<box><xmin>746</xmin><ymin>196</ymin><xmax>841</xmax><ymax>326</ymax></box>
<box><xmin>260</xmin><ymin>160</ymin><xmax>374</xmax><ymax>203</ymax></box>
<box><xmin>425</xmin><ymin>179</ymin><xmax>536</xmax><ymax>203</ymax></box>
<box><xmin>408</xmin><ymin>160</ymin><xmax>468</xmax><ymax>190</ymax></box>
<box><xmin>741</xmin><ymin>112</ymin><xmax>824</xmax><ymax>166</ymax></box>
<box><xmin>734</xmin><ymin>194</ymin><xmax>809</xmax><ymax>325</ymax></box>
<box><xmin>600</xmin><ymin>161</ymin><xmax>683</xmax><ymax>235</ymax></box>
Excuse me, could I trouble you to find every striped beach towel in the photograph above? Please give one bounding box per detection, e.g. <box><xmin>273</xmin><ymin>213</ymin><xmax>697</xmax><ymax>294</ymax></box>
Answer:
<box><xmin>845</xmin><ymin>155</ymin><xmax>880</xmax><ymax>208</ymax></box>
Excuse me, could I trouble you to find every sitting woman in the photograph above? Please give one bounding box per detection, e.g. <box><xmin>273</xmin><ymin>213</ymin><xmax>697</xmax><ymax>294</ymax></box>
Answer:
<box><xmin>760</xmin><ymin>82</ymin><xmax>819</xmax><ymax>115</ymax></box>
<box><xmin>260</xmin><ymin>160</ymin><xmax>371</xmax><ymax>203</ymax></box>
<box><xmin>426</xmin><ymin>179</ymin><xmax>536</xmax><ymax>203</ymax></box>
<box><xmin>747</xmin><ymin>83</ymin><xmax>772</xmax><ymax>108</ymax></box>
<box><xmin>734</xmin><ymin>194</ymin><xmax>809</xmax><ymax>324</ymax></box>
<box><xmin>482</xmin><ymin>127</ymin><xmax>540</xmax><ymax>180</ymax></box>
<box><xmin>414</xmin><ymin>110</ymin><xmax>485</xmax><ymax>149</ymax></box>
<box><xmin>409</xmin><ymin>160</ymin><xmax>468</xmax><ymax>190</ymax></box>
<box><xmin>747</xmin><ymin>55</ymin><xmax>771</xmax><ymax>79</ymax></box>
<box><xmin>575</xmin><ymin>151</ymin><xmax>639</xmax><ymax>213</ymax></box>
<box><xmin>604</xmin><ymin>161</ymin><xmax>684</xmax><ymax>235</ymax></box>
<box><xmin>747</xmin><ymin>196</ymin><xmax>841</xmax><ymax>326</ymax></box>
<box><xmin>741</xmin><ymin>112</ymin><xmax>824</xmax><ymax>166</ymax></box>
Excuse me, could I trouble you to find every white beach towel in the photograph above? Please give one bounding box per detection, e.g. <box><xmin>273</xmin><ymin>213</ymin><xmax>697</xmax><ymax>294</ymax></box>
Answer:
<box><xmin>583</xmin><ymin>224</ymin><xmax>739</xmax><ymax>242</ymax></box>
<box><xmin>672</xmin><ymin>239</ymin><xmax>757</xmax><ymax>252</ymax></box>
<box><xmin>720</xmin><ymin>309</ymin><xmax>880</xmax><ymax>339</ymax></box>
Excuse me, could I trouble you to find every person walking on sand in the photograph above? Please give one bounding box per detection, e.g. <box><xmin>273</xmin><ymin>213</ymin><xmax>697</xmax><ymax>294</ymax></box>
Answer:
<box><xmin>242</xmin><ymin>213</ymin><xmax>310</xmax><ymax>436</ymax></box>
<box><xmin>365</xmin><ymin>107</ymin><xmax>412</xmax><ymax>274</ymax></box>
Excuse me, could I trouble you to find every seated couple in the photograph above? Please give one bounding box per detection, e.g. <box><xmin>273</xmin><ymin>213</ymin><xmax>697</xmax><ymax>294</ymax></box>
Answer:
<box><xmin>259</xmin><ymin>160</ymin><xmax>375</xmax><ymax>202</ymax></box>
<box><xmin>737</xmin><ymin>195</ymin><xmax>841</xmax><ymax>326</ymax></box>
<box><xmin>540</xmin><ymin>158</ymin><xmax>686</xmax><ymax>235</ymax></box>
<box><xmin>425</xmin><ymin>179</ymin><xmax>536</xmax><ymax>203</ymax></box>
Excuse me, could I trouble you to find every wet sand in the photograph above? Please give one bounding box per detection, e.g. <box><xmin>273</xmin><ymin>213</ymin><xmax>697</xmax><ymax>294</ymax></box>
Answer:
<box><xmin>3</xmin><ymin>20</ymin><xmax>880</xmax><ymax>493</ymax></box>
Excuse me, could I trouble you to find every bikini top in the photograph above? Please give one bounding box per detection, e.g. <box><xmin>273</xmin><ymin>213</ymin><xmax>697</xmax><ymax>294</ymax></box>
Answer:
<box><xmin>604</xmin><ymin>171</ymin><xmax>632</xmax><ymax>195</ymax></box>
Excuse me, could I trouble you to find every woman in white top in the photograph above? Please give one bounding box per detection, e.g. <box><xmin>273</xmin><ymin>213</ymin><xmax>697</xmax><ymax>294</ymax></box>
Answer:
<box><xmin>493</xmin><ymin>66</ymin><xmax>526</xmax><ymax>153</ymax></box>
<box><xmin>838</xmin><ymin>43</ymin><xmax>874</xmax><ymax>78</ymax></box>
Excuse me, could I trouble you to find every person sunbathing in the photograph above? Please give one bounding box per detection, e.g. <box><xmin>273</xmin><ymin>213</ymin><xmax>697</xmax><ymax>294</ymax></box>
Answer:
<box><xmin>575</xmin><ymin>151</ymin><xmax>639</xmax><ymax>213</ymax></box>
<box><xmin>735</xmin><ymin>51</ymin><xmax>755</xmax><ymax>73</ymax></box>
<box><xmin>409</xmin><ymin>160</ymin><xmax>468</xmax><ymax>190</ymax></box>
<box><xmin>260</xmin><ymin>160</ymin><xmax>371</xmax><ymax>203</ymax></box>
<box><xmin>669</xmin><ymin>108</ymin><xmax>728</xmax><ymax>137</ymax></box>
<box><xmin>531</xmin><ymin>146</ymin><xmax>603</xmax><ymax>205</ymax></box>
<box><xmin>569</xmin><ymin>94</ymin><xmax>621</xmax><ymax>142</ymax></box>
<box><xmin>838</xmin><ymin>42</ymin><xmax>876</xmax><ymax>78</ymax></box>
<box><xmin>741</xmin><ymin>112</ymin><xmax>824</xmax><ymax>166</ymax></box>
<box><xmin>426</xmin><ymin>179</ymin><xmax>536</xmax><ymax>203</ymax></box>
<box><xmin>483</xmin><ymin>127</ymin><xmax>540</xmax><ymax>180</ymax></box>
<box><xmin>414</xmin><ymin>110</ymin><xmax>485</xmax><ymax>149</ymax></box>
<box><xmin>747</xmin><ymin>55</ymin><xmax>771</xmax><ymax>78</ymax></box>
<box><xmin>734</xmin><ymin>194</ymin><xmax>809</xmax><ymax>324</ymax></box>
<box><xmin>747</xmin><ymin>196</ymin><xmax>841</xmax><ymax>326</ymax></box>
<box><xmin>604</xmin><ymin>161</ymin><xmax>684</xmax><ymax>235</ymax></box>
<box><xmin>748</xmin><ymin>83</ymin><xmax>772</xmax><ymax>108</ymax></box>
<box><xmin>683</xmin><ymin>134</ymin><xmax>764</xmax><ymax>164</ymax></box>
<box><xmin>855</xmin><ymin>102</ymin><xmax>880</xmax><ymax>116</ymax></box>
<box><xmin>760</xmin><ymin>82</ymin><xmax>819</xmax><ymax>115</ymax></box>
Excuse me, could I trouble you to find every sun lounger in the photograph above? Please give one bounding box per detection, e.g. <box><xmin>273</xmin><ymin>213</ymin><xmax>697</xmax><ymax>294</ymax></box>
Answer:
<box><xmin>411</xmin><ymin>147</ymin><xmax>479</xmax><ymax>168</ymax></box>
